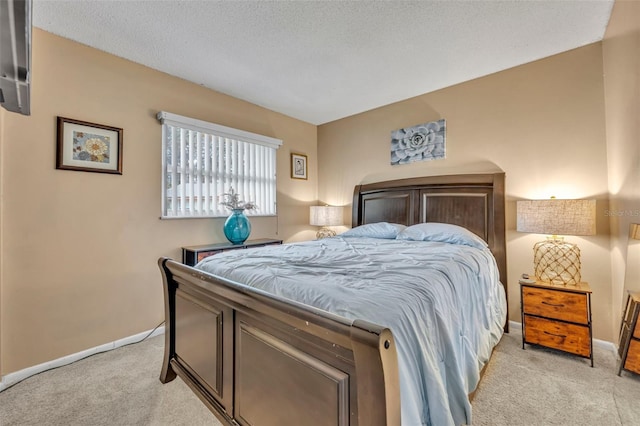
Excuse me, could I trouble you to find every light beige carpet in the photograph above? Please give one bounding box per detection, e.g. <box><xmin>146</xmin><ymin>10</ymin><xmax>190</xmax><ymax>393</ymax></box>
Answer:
<box><xmin>472</xmin><ymin>329</ymin><xmax>640</xmax><ymax>425</ymax></box>
<box><xmin>0</xmin><ymin>336</ymin><xmax>219</xmax><ymax>426</ymax></box>
<box><xmin>0</xmin><ymin>328</ymin><xmax>638</xmax><ymax>425</ymax></box>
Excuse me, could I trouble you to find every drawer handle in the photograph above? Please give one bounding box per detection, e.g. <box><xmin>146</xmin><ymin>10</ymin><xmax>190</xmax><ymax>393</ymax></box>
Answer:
<box><xmin>544</xmin><ymin>331</ymin><xmax>567</xmax><ymax>338</ymax></box>
<box><xmin>541</xmin><ymin>301</ymin><xmax>565</xmax><ymax>308</ymax></box>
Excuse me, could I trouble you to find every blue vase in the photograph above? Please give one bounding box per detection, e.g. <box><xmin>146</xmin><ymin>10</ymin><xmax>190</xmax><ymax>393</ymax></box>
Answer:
<box><xmin>223</xmin><ymin>209</ymin><xmax>251</xmax><ymax>245</ymax></box>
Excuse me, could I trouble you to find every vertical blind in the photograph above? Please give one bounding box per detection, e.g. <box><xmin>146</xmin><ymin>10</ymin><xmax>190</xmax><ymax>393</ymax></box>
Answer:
<box><xmin>157</xmin><ymin>112</ymin><xmax>282</xmax><ymax>218</ymax></box>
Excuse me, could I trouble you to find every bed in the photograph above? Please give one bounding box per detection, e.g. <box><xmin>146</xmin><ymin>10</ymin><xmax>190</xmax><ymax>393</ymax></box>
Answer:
<box><xmin>158</xmin><ymin>172</ymin><xmax>508</xmax><ymax>426</ymax></box>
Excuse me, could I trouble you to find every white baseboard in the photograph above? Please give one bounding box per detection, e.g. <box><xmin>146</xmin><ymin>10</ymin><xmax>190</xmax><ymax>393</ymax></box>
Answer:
<box><xmin>0</xmin><ymin>325</ymin><xmax>165</xmax><ymax>393</ymax></box>
<box><xmin>508</xmin><ymin>320</ymin><xmax>616</xmax><ymax>353</ymax></box>
<box><xmin>508</xmin><ymin>320</ymin><xmax>522</xmax><ymax>333</ymax></box>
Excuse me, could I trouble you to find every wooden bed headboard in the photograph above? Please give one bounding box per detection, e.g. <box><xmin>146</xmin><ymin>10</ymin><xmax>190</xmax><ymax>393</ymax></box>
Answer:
<box><xmin>352</xmin><ymin>173</ymin><xmax>508</xmax><ymax>326</ymax></box>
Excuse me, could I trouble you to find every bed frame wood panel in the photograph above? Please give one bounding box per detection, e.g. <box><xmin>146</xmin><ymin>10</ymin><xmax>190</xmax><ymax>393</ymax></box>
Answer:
<box><xmin>159</xmin><ymin>172</ymin><xmax>507</xmax><ymax>425</ymax></box>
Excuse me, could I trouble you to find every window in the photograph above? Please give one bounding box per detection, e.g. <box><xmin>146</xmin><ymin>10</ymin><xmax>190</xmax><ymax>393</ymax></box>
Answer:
<box><xmin>157</xmin><ymin>112</ymin><xmax>282</xmax><ymax>218</ymax></box>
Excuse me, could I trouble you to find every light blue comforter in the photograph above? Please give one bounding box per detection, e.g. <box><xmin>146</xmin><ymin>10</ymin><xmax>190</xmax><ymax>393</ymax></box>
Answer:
<box><xmin>197</xmin><ymin>237</ymin><xmax>507</xmax><ymax>426</ymax></box>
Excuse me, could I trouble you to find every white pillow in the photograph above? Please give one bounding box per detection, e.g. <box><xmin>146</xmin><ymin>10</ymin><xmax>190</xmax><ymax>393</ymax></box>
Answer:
<box><xmin>341</xmin><ymin>222</ymin><xmax>407</xmax><ymax>239</ymax></box>
<box><xmin>396</xmin><ymin>222</ymin><xmax>488</xmax><ymax>249</ymax></box>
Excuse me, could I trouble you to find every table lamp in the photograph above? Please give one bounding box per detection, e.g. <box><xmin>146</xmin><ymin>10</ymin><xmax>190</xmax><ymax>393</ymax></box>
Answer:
<box><xmin>517</xmin><ymin>198</ymin><xmax>596</xmax><ymax>285</ymax></box>
<box><xmin>310</xmin><ymin>205</ymin><xmax>343</xmax><ymax>239</ymax></box>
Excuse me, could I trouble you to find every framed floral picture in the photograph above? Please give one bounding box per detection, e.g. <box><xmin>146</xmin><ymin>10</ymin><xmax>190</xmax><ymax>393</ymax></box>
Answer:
<box><xmin>291</xmin><ymin>153</ymin><xmax>307</xmax><ymax>180</ymax></box>
<box><xmin>390</xmin><ymin>119</ymin><xmax>446</xmax><ymax>165</ymax></box>
<box><xmin>56</xmin><ymin>117</ymin><xmax>123</xmax><ymax>174</ymax></box>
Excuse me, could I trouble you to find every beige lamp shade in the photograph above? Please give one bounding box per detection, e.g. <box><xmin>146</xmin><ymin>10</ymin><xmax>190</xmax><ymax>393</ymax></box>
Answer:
<box><xmin>516</xmin><ymin>199</ymin><xmax>596</xmax><ymax>236</ymax></box>
<box><xmin>517</xmin><ymin>198</ymin><xmax>596</xmax><ymax>285</ymax></box>
<box><xmin>310</xmin><ymin>206</ymin><xmax>343</xmax><ymax>227</ymax></box>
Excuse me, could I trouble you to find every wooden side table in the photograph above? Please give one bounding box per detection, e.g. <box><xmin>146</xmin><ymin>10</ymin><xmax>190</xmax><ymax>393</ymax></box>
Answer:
<box><xmin>182</xmin><ymin>238</ymin><xmax>283</xmax><ymax>266</ymax></box>
<box><xmin>521</xmin><ymin>278</ymin><xmax>593</xmax><ymax>366</ymax></box>
<box><xmin>617</xmin><ymin>292</ymin><xmax>640</xmax><ymax>376</ymax></box>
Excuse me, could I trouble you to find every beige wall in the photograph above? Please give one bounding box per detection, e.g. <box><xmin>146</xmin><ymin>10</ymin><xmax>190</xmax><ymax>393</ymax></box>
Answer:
<box><xmin>318</xmin><ymin>43</ymin><xmax>614</xmax><ymax>341</ymax></box>
<box><xmin>603</xmin><ymin>0</ymin><xmax>640</xmax><ymax>339</ymax></box>
<box><xmin>0</xmin><ymin>29</ymin><xmax>317</xmax><ymax>375</ymax></box>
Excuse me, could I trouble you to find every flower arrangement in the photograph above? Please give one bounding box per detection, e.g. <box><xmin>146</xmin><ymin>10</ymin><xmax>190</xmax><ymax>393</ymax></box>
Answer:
<box><xmin>219</xmin><ymin>187</ymin><xmax>258</xmax><ymax>211</ymax></box>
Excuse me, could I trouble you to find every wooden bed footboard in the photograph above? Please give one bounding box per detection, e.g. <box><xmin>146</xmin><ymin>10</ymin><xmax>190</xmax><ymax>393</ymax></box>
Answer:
<box><xmin>159</xmin><ymin>258</ymin><xmax>401</xmax><ymax>426</ymax></box>
<box><xmin>158</xmin><ymin>172</ymin><xmax>507</xmax><ymax>425</ymax></box>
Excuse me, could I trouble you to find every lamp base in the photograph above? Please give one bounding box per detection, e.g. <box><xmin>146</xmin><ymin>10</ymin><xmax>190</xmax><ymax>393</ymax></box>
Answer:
<box><xmin>316</xmin><ymin>227</ymin><xmax>336</xmax><ymax>239</ymax></box>
<box><xmin>533</xmin><ymin>237</ymin><xmax>581</xmax><ymax>285</ymax></box>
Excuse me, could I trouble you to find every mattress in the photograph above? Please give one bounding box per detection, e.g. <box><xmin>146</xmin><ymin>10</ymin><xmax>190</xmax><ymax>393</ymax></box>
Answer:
<box><xmin>197</xmin><ymin>236</ymin><xmax>507</xmax><ymax>426</ymax></box>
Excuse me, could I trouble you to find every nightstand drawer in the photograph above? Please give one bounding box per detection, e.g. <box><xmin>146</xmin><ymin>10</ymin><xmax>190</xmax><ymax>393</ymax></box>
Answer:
<box><xmin>524</xmin><ymin>315</ymin><xmax>591</xmax><ymax>357</ymax></box>
<box><xmin>522</xmin><ymin>286</ymin><xmax>588</xmax><ymax>324</ymax></box>
<box><xmin>197</xmin><ymin>250</ymin><xmax>221</xmax><ymax>263</ymax></box>
<box><xmin>624</xmin><ymin>339</ymin><xmax>640</xmax><ymax>374</ymax></box>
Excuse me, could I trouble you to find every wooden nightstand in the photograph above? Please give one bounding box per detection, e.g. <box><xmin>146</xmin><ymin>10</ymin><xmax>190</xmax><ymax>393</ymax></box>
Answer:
<box><xmin>618</xmin><ymin>292</ymin><xmax>640</xmax><ymax>376</ymax></box>
<box><xmin>182</xmin><ymin>238</ymin><xmax>283</xmax><ymax>266</ymax></box>
<box><xmin>521</xmin><ymin>279</ymin><xmax>593</xmax><ymax>366</ymax></box>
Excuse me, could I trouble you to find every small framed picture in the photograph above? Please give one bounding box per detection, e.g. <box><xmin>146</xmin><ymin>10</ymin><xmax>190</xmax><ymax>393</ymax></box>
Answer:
<box><xmin>56</xmin><ymin>116</ymin><xmax>123</xmax><ymax>174</ymax></box>
<box><xmin>291</xmin><ymin>153</ymin><xmax>307</xmax><ymax>180</ymax></box>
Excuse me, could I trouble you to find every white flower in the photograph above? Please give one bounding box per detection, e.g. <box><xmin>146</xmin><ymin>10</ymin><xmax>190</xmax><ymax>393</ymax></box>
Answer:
<box><xmin>391</xmin><ymin>121</ymin><xmax>444</xmax><ymax>165</ymax></box>
<box><xmin>84</xmin><ymin>138</ymin><xmax>108</xmax><ymax>156</ymax></box>
<box><xmin>219</xmin><ymin>187</ymin><xmax>258</xmax><ymax>211</ymax></box>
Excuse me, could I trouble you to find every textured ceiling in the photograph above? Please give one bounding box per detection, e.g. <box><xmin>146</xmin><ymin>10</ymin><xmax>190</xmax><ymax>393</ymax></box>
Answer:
<box><xmin>33</xmin><ymin>0</ymin><xmax>614</xmax><ymax>125</ymax></box>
